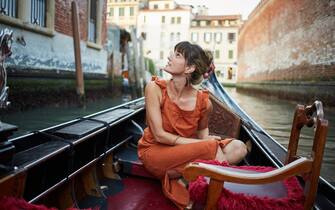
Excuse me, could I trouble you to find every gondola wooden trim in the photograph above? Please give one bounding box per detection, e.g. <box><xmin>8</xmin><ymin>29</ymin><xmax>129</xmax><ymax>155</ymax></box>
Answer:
<box><xmin>0</xmin><ymin>170</ymin><xmax>26</xmax><ymax>198</ymax></box>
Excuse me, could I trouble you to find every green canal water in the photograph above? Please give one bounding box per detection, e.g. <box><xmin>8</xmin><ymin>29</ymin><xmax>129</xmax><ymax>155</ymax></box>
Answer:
<box><xmin>0</xmin><ymin>96</ymin><xmax>124</xmax><ymax>138</ymax></box>
<box><xmin>1</xmin><ymin>89</ymin><xmax>334</xmax><ymax>183</ymax></box>
<box><xmin>225</xmin><ymin>87</ymin><xmax>335</xmax><ymax>183</ymax></box>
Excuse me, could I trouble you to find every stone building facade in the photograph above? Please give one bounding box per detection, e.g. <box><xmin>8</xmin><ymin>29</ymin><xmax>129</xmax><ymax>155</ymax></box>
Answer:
<box><xmin>190</xmin><ymin>15</ymin><xmax>242</xmax><ymax>85</ymax></box>
<box><xmin>136</xmin><ymin>0</ymin><xmax>192</xmax><ymax>77</ymax></box>
<box><xmin>106</xmin><ymin>0</ymin><xmax>145</xmax><ymax>31</ymax></box>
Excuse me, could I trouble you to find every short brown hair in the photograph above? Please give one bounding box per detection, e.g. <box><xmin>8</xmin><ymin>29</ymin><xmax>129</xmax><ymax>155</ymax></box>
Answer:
<box><xmin>174</xmin><ymin>41</ymin><xmax>213</xmax><ymax>85</ymax></box>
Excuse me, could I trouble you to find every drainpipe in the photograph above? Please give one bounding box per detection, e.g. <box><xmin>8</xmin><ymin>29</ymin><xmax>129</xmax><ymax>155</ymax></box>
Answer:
<box><xmin>71</xmin><ymin>1</ymin><xmax>85</xmax><ymax>103</ymax></box>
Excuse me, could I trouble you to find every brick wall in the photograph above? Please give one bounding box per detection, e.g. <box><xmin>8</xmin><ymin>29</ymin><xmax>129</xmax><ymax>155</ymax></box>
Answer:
<box><xmin>55</xmin><ymin>0</ymin><xmax>107</xmax><ymax>44</ymax></box>
<box><xmin>238</xmin><ymin>0</ymin><xmax>335</xmax><ymax>83</ymax></box>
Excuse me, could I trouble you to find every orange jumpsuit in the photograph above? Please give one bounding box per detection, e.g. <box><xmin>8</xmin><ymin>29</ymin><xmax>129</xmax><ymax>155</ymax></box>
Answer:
<box><xmin>138</xmin><ymin>77</ymin><xmax>231</xmax><ymax>209</ymax></box>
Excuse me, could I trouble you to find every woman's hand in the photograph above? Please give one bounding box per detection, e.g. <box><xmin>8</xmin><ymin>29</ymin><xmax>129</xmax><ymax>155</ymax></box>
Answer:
<box><xmin>207</xmin><ymin>135</ymin><xmax>221</xmax><ymax>140</ymax></box>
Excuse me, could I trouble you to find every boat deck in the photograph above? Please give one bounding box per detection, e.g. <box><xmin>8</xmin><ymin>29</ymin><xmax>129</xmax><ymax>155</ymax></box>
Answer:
<box><xmin>77</xmin><ymin>145</ymin><xmax>178</xmax><ymax>210</ymax></box>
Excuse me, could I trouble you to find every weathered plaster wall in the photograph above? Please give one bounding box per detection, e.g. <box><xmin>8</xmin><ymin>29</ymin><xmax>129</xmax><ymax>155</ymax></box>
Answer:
<box><xmin>1</xmin><ymin>0</ymin><xmax>108</xmax><ymax>75</ymax></box>
<box><xmin>2</xmin><ymin>25</ymin><xmax>108</xmax><ymax>74</ymax></box>
<box><xmin>238</xmin><ymin>0</ymin><xmax>335</xmax><ymax>82</ymax></box>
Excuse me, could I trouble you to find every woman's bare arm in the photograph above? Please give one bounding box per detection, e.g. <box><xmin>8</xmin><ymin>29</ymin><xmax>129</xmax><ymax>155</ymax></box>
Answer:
<box><xmin>145</xmin><ymin>81</ymin><xmax>208</xmax><ymax>145</ymax></box>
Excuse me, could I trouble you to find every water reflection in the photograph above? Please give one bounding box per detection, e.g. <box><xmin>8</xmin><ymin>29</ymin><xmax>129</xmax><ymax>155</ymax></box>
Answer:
<box><xmin>225</xmin><ymin>87</ymin><xmax>335</xmax><ymax>183</ymax></box>
<box><xmin>0</xmin><ymin>96</ymin><xmax>124</xmax><ymax>138</ymax></box>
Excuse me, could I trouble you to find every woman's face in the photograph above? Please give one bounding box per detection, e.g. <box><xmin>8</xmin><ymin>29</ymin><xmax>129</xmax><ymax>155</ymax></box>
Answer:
<box><xmin>163</xmin><ymin>50</ymin><xmax>187</xmax><ymax>75</ymax></box>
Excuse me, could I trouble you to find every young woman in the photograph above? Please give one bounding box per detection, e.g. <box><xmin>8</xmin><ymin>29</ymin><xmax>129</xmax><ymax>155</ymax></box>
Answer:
<box><xmin>137</xmin><ymin>41</ymin><xmax>247</xmax><ymax>209</ymax></box>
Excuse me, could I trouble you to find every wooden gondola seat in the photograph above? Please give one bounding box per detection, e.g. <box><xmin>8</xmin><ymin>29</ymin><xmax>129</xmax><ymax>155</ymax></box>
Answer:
<box><xmin>183</xmin><ymin>101</ymin><xmax>328</xmax><ymax>210</ymax></box>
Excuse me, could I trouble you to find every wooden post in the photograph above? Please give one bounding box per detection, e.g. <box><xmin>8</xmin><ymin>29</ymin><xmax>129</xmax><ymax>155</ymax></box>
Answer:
<box><xmin>130</xmin><ymin>29</ymin><xmax>140</xmax><ymax>90</ymax></box>
<box><xmin>138</xmin><ymin>34</ymin><xmax>145</xmax><ymax>95</ymax></box>
<box><xmin>71</xmin><ymin>1</ymin><xmax>85</xmax><ymax>100</ymax></box>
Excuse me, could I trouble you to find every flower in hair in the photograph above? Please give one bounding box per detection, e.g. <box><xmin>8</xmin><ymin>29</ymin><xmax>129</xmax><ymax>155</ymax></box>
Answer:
<box><xmin>203</xmin><ymin>62</ymin><xmax>215</xmax><ymax>79</ymax></box>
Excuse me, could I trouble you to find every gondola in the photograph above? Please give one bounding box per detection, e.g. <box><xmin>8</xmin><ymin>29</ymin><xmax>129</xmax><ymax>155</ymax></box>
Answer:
<box><xmin>0</xmin><ymin>73</ymin><xmax>334</xmax><ymax>210</ymax></box>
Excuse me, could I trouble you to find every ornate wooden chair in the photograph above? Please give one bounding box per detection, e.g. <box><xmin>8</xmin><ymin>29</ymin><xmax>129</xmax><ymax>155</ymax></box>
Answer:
<box><xmin>183</xmin><ymin>101</ymin><xmax>328</xmax><ymax>210</ymax></box>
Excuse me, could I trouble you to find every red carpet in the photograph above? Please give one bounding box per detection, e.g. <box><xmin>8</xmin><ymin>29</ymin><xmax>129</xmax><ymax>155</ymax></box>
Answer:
<box><xmin>0</xmin><ymin>196</ymin><xmax>98</xmax><ymax>210</ymax></box>
<box><xmin>107</xmin><ymin>177</ymin><xmax>177</xmax><ymax>210</ymax></box>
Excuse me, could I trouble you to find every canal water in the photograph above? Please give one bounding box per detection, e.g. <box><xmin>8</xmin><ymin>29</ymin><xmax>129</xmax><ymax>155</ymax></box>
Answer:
<box><xmin>224</xmin><ymin>87</ymin><xmax>335</xmax><ymax>183</ymax></box>
<box><xmin>0</xmin><ymin>96</ymin><xmax>124</xmax><ymax>138</ymax></box>
<box><xmin>1</xmin><ymin>89</ymin><xmax>334</xmax><ymax>183</ymax></box>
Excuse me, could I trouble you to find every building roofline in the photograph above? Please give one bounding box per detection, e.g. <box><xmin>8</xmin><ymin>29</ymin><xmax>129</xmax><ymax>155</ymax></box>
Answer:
<box><xmin>140</xmin><ymin>7</ymin><xmax>191</xmax><ymax>12</ymax></box>
<box><xmin>193</xmin><ymin>15</ymin><xmax>242</xmax><ymax>20</ymax></box>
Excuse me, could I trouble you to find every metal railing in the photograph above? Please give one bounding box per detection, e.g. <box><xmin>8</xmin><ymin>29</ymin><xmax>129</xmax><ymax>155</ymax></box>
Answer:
<box><xmin>0</xmin><ymin>0</ymin><xmax>17</xmax><ymax>18</ymax></box>
<box><xmin>30</xmin><ymin>0</ymin><xmax>46</xmax><ymax>27</ymax></box>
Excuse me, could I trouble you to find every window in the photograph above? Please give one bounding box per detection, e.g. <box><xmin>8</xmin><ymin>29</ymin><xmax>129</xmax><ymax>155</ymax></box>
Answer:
<box><xmin>229</xmin><ymin>20</ymin><xmax>236</xmax><ymax>25</ymax></box>
<box><xmin>215</xmin><ymin>50</ymin><xmax>220</xmax><ymax>59</ymax></box>
<box><xmin>160</xmin><ymin>51</ymin><xmax>164</xmax><ymax>59</ymax></box>
<box><xmin>171</xmin><ymin>17</ymin><xmax>175</xmax><ymax>24</ymax></box>
<box><xmin>30</xmin><ymin>0</ymin><xmax>47</xmax><ymax>26</ymax></box>
<box><xmin>0</xmin><ymin>0</ymin><xmax>17</xmax><ymax>18</ymax></box>
<box><xmin>154</xmin><ymin>4</ymin><xmax>158</xmax><ymax>9</ymax></box>
<box><xmin>88</xmin><ymin>0</ymin><xmax>97</xmax><ymax>42</ymax></box>
<box><xmin>216</xmin><ymin>70</ymin><xmax>221</xmax><ymax>77</ymax></box>
<box><xmin>191</xmin><ymin>21</ymin><xmax>197</xmax><ymax>27</ymax></box>
<box><xmin>176</xmin><ymin>32</ymin><xmax>180</xmax><ymax>41</ymax></box>
<box><xmin>191</xmin><ymin>32</ymin><xmax>198</xmax><ymax>42</ymax></box>
<box><xmin>224</xmin><ymin>20</ymin><xmax>229</xmax><ymax>26</ymax></box>
<box><xmin>141</xmin><ymin>32</ymin><xmax>146</xmax><ymax>40</ymax></box>
<box><xmin>129</xmin><ymin>7</ymin><xmax>134</xmax><ymax>16</ymax></box>
<box><xmin>88</xmin><ymin>0</ymin><xmax>103</xmax><ymax>45</ymax></box>
<box><xmin>170</xmin><ymin>32</ymin><xmax>174</xmax><ymax>41</ymax></box>
<box><xmin>165</xmin><ymin>4</ymin><xmax>169</xmax><ymax>9</ymax></box>
<box><xmin>0</xmin><ymin>0</ymin><xmax>55</xmax><ymax>34</ymax></box>
<box><xmin>204</xmin><ymin>32</ymin><xmax>211</xmax><ymax>43</ymax></box>
<box><xmin>200</xmin><ymin>21</ymin><xmax>206</xmax><ymax>26</ymax></box>
<box><xmin>119</xmin><ymin>7</ymin><xmax>124</xmax><ymax>16</ymax></box>
<box><xmin>109</xmin><ymin>7</ymin><xmax>114</xmax><ymax>16</ymax></box>
<box><xmin>228</xmin><ymin>50</ymin><xmax>234</xmax><ymax>59</ymax></box>
<box><xmin>227</xmin><ymin>67</ymin><xmax>233</xmax><ymax>80</ymax></box>
<box><xmin>177</xmin><ymin>17</ymin><xmax>181</xmax><ymax>24</ymax></box>
<box><xmin>143</xmin><ymin>15</ymin><xmax>146</xmax><ymax>23</ymax></box>
<box><xmin>228</xmin><ymin>33</ymin><xmax>236</xmax><ymax>42</ymax></box>
<box><xmin>161</xmin><ymin>16</ymin><xmax>165</xmax><ymax>23</ymax></box>
<box><xmin>215</xmin><ymin>32</ymin><xmax>222</xmax><ymax>43</ymax></box>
